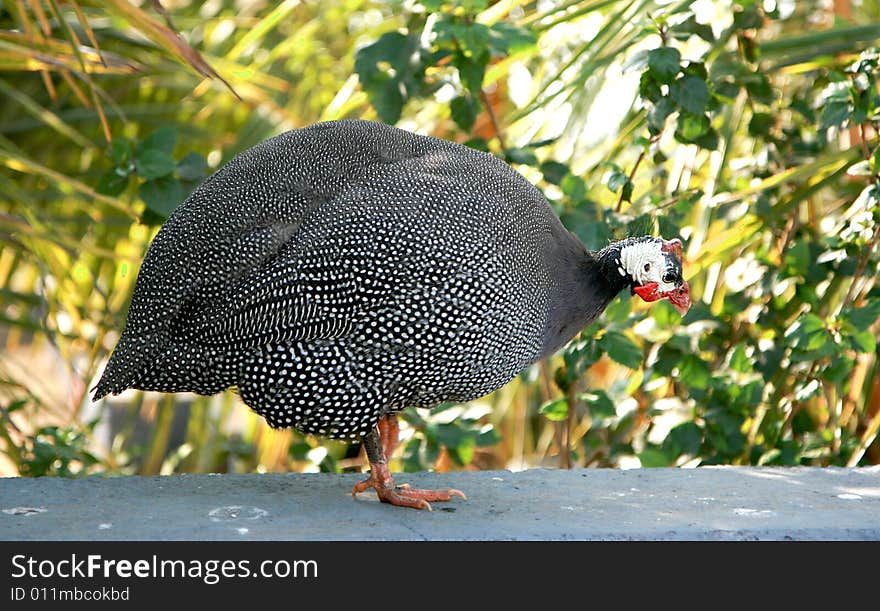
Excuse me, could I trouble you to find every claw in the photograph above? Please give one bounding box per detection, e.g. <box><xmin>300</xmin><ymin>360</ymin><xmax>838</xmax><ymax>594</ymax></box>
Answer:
<box><xmin>352</xmin><ymin>463</ymin><xmax>465</xmax><ymax>510</ymax></box>
<box><xmin>353</xmin><ymin>415</ymin><xmax>466</xmax><ymax>510</ymax></box>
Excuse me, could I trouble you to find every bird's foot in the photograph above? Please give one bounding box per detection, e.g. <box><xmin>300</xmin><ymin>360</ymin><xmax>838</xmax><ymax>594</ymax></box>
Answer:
<box><xmin>351</xmin><ymin>462</ymin><xmax>466</xmax><ymax>511</ymax></box>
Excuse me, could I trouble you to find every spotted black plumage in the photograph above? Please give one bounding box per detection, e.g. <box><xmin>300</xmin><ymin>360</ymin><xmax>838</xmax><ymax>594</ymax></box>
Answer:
<box><xmin>94</xmin><ymin>120</ymin><xmax>684</xmax><ymax>441</ymax></box>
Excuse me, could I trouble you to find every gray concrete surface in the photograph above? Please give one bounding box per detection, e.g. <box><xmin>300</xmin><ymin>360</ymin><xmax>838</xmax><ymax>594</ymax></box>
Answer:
<box><xmin>1</xmin><ymin>467</ymin><xmax>879</xmax><ymax>540</ymax></box>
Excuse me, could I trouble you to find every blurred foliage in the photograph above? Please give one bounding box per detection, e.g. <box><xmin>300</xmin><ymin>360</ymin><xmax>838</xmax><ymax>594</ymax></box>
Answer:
<box><xmin>1</xmin><ymin>0</ymin><xmax>879</xmax><ymax>479</ymax></box>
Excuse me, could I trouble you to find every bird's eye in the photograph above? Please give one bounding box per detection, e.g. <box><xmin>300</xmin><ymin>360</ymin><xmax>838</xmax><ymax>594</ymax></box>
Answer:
<box><xmin>643</xmin><ymin>263</ymin><xmax>651</xmax><ymax>272</ymax></box>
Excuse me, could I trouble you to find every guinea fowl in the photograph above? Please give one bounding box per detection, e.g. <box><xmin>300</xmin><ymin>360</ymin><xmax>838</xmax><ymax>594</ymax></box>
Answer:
<box><xmin>94</xmin><ymin>120</ymin><xmax>691</xmax><ymax>510</ymax></box>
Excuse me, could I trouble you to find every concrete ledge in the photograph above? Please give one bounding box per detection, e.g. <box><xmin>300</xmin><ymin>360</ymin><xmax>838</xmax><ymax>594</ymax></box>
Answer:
<box><xmin>2</xmin><ymin>467</ymin><xmax>879</xmax><ymax>540</ymax></box>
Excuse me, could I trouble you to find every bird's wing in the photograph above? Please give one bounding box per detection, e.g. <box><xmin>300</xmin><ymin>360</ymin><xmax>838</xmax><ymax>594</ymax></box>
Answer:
<box><xmin>182</xmin><ymin>222</ymin><xmax>372</xmax><ymax>349</ymax></box>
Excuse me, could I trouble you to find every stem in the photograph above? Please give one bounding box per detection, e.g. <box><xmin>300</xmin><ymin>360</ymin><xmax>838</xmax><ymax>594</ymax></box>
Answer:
<box><xmin>858</xmin><ymin>122</ymin><xmax>871</xmax><ymax>160</ymax></box>
<box><xmin>616</xmin><ymin>133</ymin><xmax>659</xmax><ymax>212</ymax></box>
<box><xmin>142</xmin><ymin>394</ymin><xmax>177</xmax><ymax>475</ymax></box>
<box><xmin>479</xmin><ymin>88</ymin><xmax>507</xmax><ymax>151</ymax></box>
<box><xmin>562</xmin><ymin>384</ymin><xmax>577</xmax><ymax>469</ymax></box>
<box><xmin>840</xmin><ymin>222</ymin><xmax>880</xmax><ymax>310</ymax></box>
<box><xmin>847</xmin><ymin>406</ymin><xmax>880</xmax><ymax>466</ymax></box>
<box><xmin>0</xmin><ymin>408</ymin><xmax>23</xmax><ymax>467</ymax></box>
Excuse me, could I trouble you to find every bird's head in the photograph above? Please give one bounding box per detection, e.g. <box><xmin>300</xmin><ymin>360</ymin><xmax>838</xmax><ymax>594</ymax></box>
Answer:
<box><xmin>614</xmin><ymin>236</ymin><xmax>691</xmax><ymax>316</ymax></box>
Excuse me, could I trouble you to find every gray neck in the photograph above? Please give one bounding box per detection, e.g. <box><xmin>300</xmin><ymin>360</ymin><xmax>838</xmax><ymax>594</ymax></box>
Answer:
<box><xmin>537</xmin><ymin>238</ymin><xmax>638</xmax><ymax>359</ymax></box>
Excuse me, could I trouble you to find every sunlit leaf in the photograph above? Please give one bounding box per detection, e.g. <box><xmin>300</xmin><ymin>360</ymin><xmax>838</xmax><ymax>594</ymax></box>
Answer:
<box><xmin>598</xmin><ymin>330</ymin><xmax>642</xmax><ymax>369</ymax></box>
<box><xmin>647</xmin><ymin>47</ymin><xmax>681</xmax><ymax>84</ymax></box>
<box><xmin>539</xmin><ymin>398</ymin><xmax>569</xmax><ymax>422</ymax></box>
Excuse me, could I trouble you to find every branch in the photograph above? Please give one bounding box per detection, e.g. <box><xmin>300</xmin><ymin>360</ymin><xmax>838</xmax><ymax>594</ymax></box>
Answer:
<box><xmin>479</xmin><ymin>88</ymin><xmax>507</xmax><ymax>151</ymax></box>
<box><xmin>615</xmin><ymin>133</ymin><xmax>660</xmax><ymax>212</ymax></box>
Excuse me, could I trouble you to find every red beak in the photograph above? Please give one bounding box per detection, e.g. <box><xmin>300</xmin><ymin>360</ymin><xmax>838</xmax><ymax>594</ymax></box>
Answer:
<box><xmin>633</xmin><ymin>282</ymin><xmax>661</xmax><ymax>302</ymax></box>
<box><xmin>633</xmin><ymin>280</ymin><xmax>691</xmax><ymax>316</ymax></box>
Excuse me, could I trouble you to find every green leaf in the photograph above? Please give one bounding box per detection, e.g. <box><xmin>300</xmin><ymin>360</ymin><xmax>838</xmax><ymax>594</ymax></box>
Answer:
<box><xmin>437</xmin><ymin>19</ymin><xmax>491</xmax><ymax>58</ymax></box>
<box><xmin>458</xmin><ymin>0</ymin><xmax>488</xmax><ymax>11</ymax></box>
<box><xmin>757</xmin><ymin>448</ymin><xmax>781</xmax><ymax>466</ymax></box>
<box><xmin>136</xmin><ymin>149</ymin><xmax>177</xmax><ymax>180</ymax></box>
<box><xmin>671</xmin><ymin>75</ymin><xmax>710</xmax><ymax>114</ymax></box>
<box><xmin>139</xmin><ymin>176</ymin><xmax>184</xmax><ymax>218</ymax></box>
<box><xmin>678</xmin><ymin>354</ymin><xmax>711</xmax><ymax>388</ymax></box>
<box><xmin>488</xmin><ymin>21</ymin><xmax>537</xmax><ymax>55</ymax></box>
<box><xmin>505</xmin><ymin>147</ymin><xmax>538</xmax><ymax>166</ymax></box>
<box><xmin>96</xmin><ymin>168</ymin><xmax>129</xmax><ymax>196</ymax></box>
<box><xmin>540</xmin><ymin>161</ymin><xmax>569</xmax><ymax>185</ymax></box>
<box><xmin>789</xmin><ymin>341</ymin><xmax>836</xmax><ymax>362</ymax></box>
<box><xmin>637</xmin><ymin>447</ymin><xmax>671</xmax><ymax>467</ymax></box>
<box><xmin>434</xmin><ymin>423</ymin><xmax>469</xmax><ymax>449</ymax></box>
<box><xmin>733</xmin><ymin>6</ymin><xmax>764</xmax><ymax>30</ymax></box>
<box><xmin>539</xmin><ymin>398</ymin><xmax>569</xmax><ymax>422</ymax></box>
<box><xmin>647</xmin><ymin>47</ymin><xmax>681</xmax><ymax>84</ymax></box>
<box><xmin>675</xmin><ymin>118</ymin><xmax>718</xmax><ymax>151</ymax></box>
<box><xmin>522</xmin><ymin>137</ymin><xmax>559</xmax><ymax>149</ymax></box>
<box><xmin>450</xmin><ymin>94</ymin><xmax>478</xmax><ymax>131</ymax></box>
<box><xmin>683</xmin><ymin>61</ymin><xmax>708</xmax><ymax>81</ymax></box>
<box><xmin>138</xmin><ymin>126</ymin><xmax>176</xmax><ymax>156</ymax></box>
<box><xmin>361</xmin><ymin>74</ymin><xmax>404</xmax><ymax>124</ymax></box>
<box><xmin>606</xmin><ymin>169</ymin><xmax>630</xmax><ymax>193</ymax></box>
<box><xmin>476</xmin><ymin>426</ymin><xmax>501</xmax><ymax>447</ymax></box>
<box><xmin>671</xmin><ymin>15</ymin><xmax>715</xmax><ymax>43</ymax></box>
<box><xmin>639</xmin><ymin>71</ymin><xmax>662</xmax><ymax>103</ymax></box>
<box><xmin>846</xmin><ymin>326</ymin><xmax>876</xmax><ymax>353</ymax></box>
<box><xmin>449</xmin><ymin>440</ymin><xmax>476</xmax><ymax>466</ymax></box>
<box><xmin>785</xmin><ymin>314</ymin><xmax>838</xmax><ymax>361</ymax></box>
<box><xmin>742</xmin><ymin>73</ymin><xmax>774</xmax><ymax>105</ymax></box>
<box><xmin>748</xmin><ymin>112</ymin><xmax>775</xmax><ymax>137</ymax></box>
<box><xmin>652</xmin><ymin>299</ymin><xmax>681</xmax><ymax>327</ymax></box>
<box><xmin>177</xmin><ymin>152</ymin><xmax>208</xmax><ymax>181</ymax></box>
<box><xmin>785</xmin><ymin>313</ymin><xmax>827</xmax><ymax>349</ymax></box>
<box><xmin>355</xmin><ymin>32</ymin><xmax>426</xmax><ymax>124</ymax></box>
<box><xmin>648</xmin><ymin>96</ymin><xmax>675</xmax><ymax>133</ymax></box>
<box><xmin>621</xmin><ymin>180</ymin><xmax>634</xmax><ymax>203</ymax></box>
<box><xmin>820</xmin><ymin>357</ymin><xmax>854</xmax><ymax>384</ymax></box>
<box><xmin>678</xmin><ymin>112</ymin><xmax>710</xmax><ymax>139</ymax></box>
<box><xmin>699</xmin><ymin>128</ymin><xmax>721</xmax><ymax>150</ymax></box>
<box><xmin>729</xmin><ymin>344</ymin><xmax>753</xmax><ymax>373</ymax></box>
<box><xmin>666</xmin><ymin>422</ymin><xmax>702</xmax><ymax>456</ymax></box>
<box><xmin>820</xmin><ymin>101</ymin><xmax>851</xmax><ymax>129</ymax></box>
<box><xmin>580</xmin><ymin>391</ymin><xmax>616</xmax><ymax>419</ymax></box>
<box><xmin>784</xmin><ymin>239</ymin><xmax>810</xmax><ymax>276</ymax></box>
<box><xmin>714</xmin><ymin>80</ymin><xmax>741</xmax><ymax>101</ymax></box>
<box><xmin>6</xmin><ymin>398</ymin><xmax>27</xmax><ymax>413</ymax></box>
<box><xmin>463</xmin><ymin>137</ymin><xmax>489</xmax><ymax>151</ymax></box>
<box><xmin>843</xmin><ymin>300</ymin><xmax>880</xmax><ymax>330</ymax></box>
<box><xmin>604</xmin><ymin>293</ymin><xmax>631</xmax><ymax>323</ymax></box>
<box><xmin>434</xmin><ymin>423</ymin><xmax>478</xmax><ymax>466</ymax></box>
<box><xmin>109</xmin><ymin>138</ymin><xmax>133</xmax><ymax>165</ymax></box>
<box><xmin>454</xmin><ymin>49</ymin><xmax>488</xmax><ymax>94</ymax></box>
<box><xmin>598</xmin><ymin>330</ymin><xmax>642</xmax><ymax>369</ymax></box>
<box><xmin>561</xmin><ymin>173</ymin><xmax>587</xmax><ymax>200</ymax></box>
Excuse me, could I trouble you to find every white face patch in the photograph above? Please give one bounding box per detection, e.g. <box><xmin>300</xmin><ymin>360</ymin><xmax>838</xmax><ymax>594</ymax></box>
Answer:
<box><xmin>619</xmin><ymin>239</ymin><xmax>678</xmax><ymax>292</ymax></box>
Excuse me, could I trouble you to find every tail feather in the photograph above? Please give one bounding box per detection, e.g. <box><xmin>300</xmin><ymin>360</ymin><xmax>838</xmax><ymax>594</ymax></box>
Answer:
<box><xmin>94</xmin><ymin>333</ymin><xmax>238</xmax><ymax>400</ymax></box>
<box><xmin>93</xmin><ymin>333</ymin><xmax>167</xmax><ymax>400</ymax></box>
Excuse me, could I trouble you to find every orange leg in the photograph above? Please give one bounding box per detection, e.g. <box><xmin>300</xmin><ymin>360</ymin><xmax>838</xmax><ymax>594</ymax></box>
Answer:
<box><xmin>378</xmin><ymin>412</ymin><xmax>400</xmax><ymax>460</ymax></box>
<box><xmin>352</xmin><ymin>414</ymin><xmax>466</xmax><ymax>511</ymax></box>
